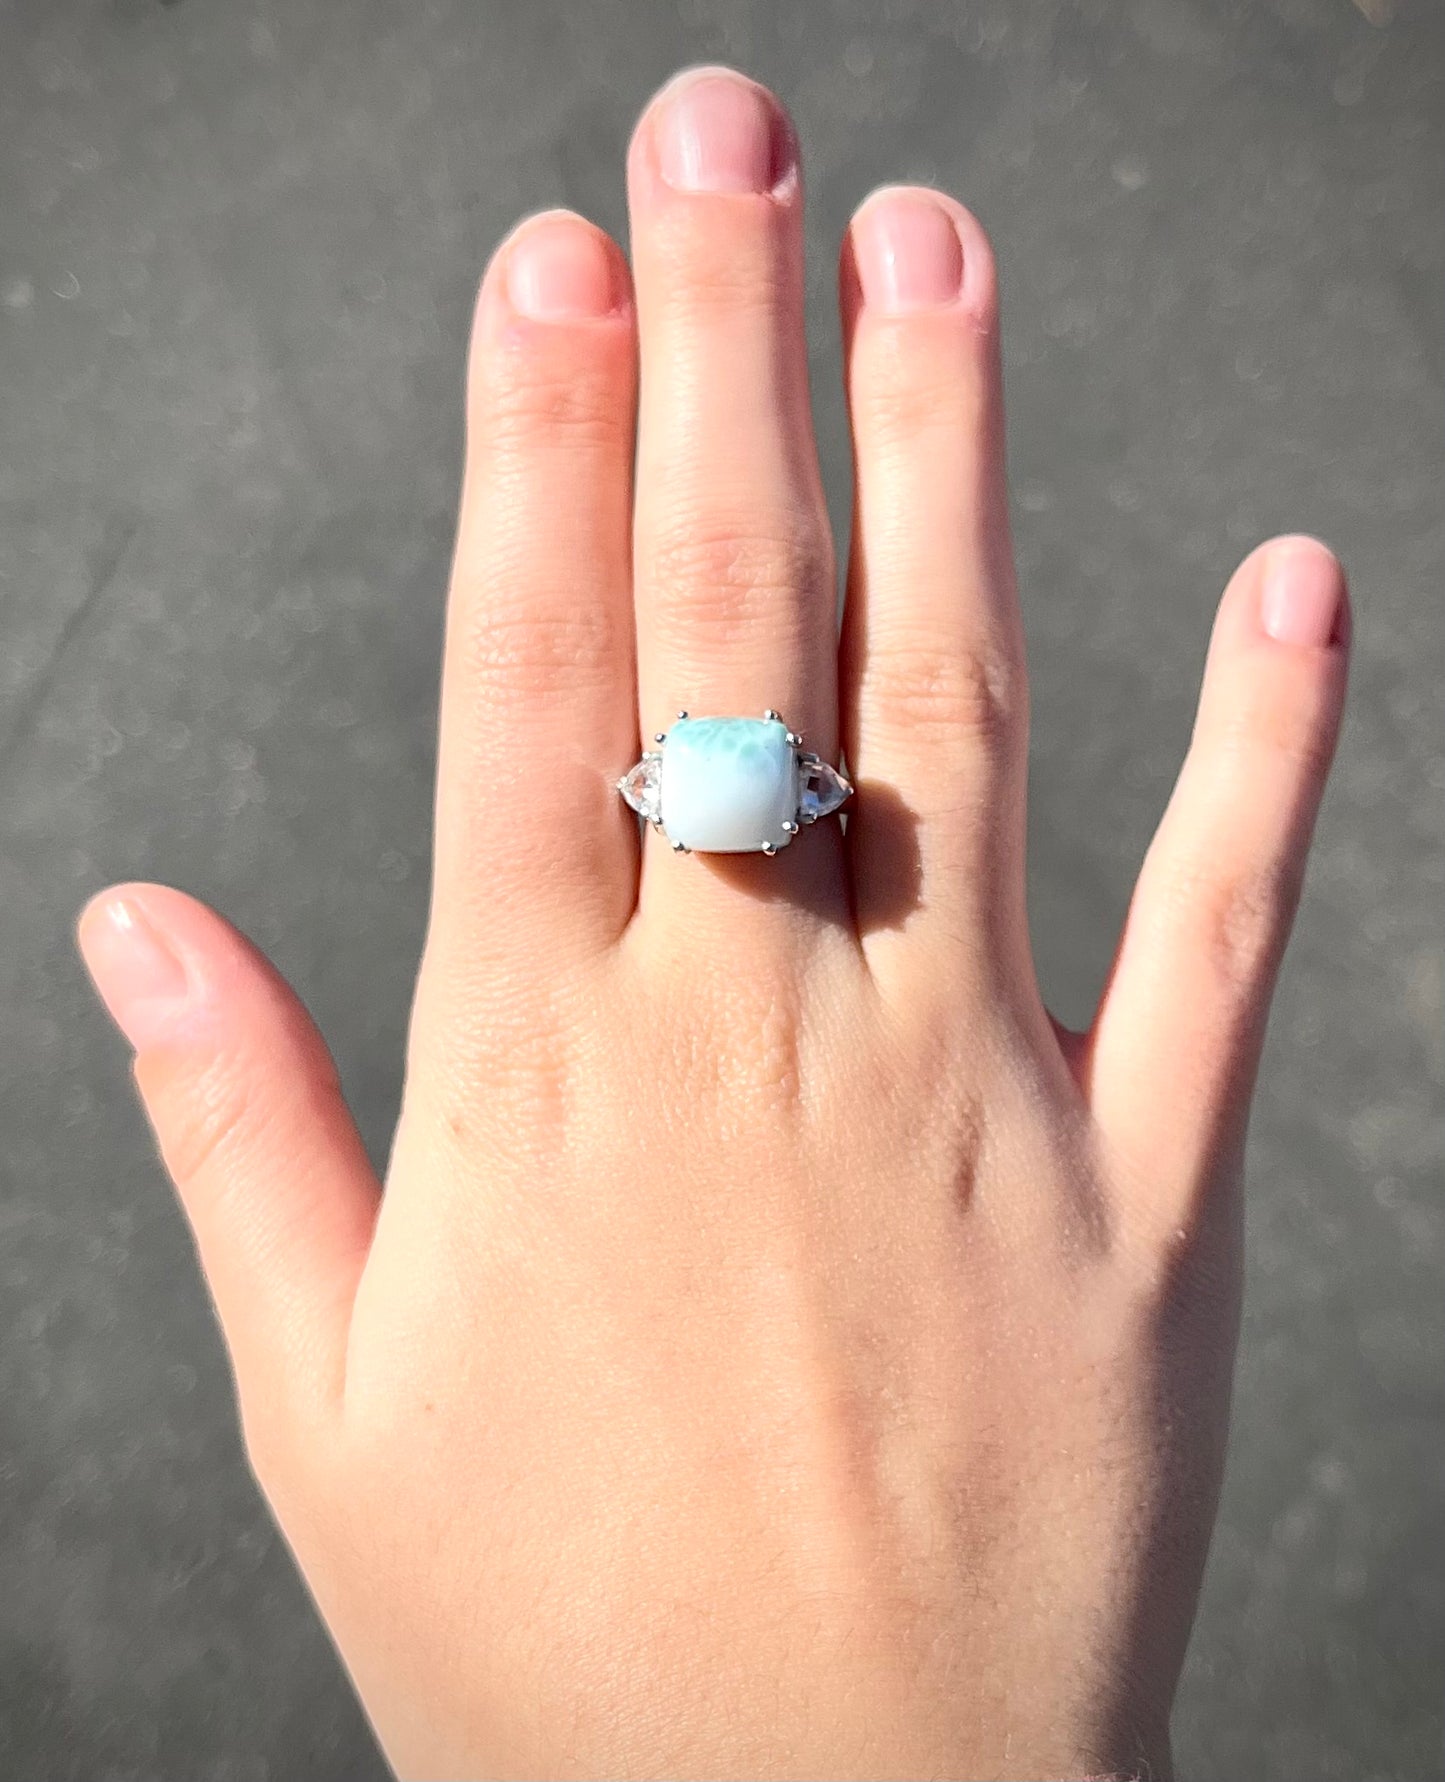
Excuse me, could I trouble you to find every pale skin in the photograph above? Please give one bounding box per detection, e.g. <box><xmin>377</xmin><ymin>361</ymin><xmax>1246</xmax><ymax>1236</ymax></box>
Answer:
<box><xmin>77</xmin><ymin>66</ymin><xmax>1350</xmax><ymax>1782</ymax></box>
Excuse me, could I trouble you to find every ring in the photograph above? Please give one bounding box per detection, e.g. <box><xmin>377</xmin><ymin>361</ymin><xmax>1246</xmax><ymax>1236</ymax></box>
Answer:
<box><xmin>617</xmin><ymin>711</ymin><xmax>853</xmax><ymax>855</ymax></box>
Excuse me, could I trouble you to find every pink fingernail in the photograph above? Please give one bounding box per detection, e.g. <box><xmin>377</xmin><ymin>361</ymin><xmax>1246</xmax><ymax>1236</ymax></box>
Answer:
<box><xmin>853</xmin><ymin>189</ymin><xmax>965</xmax><ymax>311</ymax></box>
<box><xmin>656</xmin><ymin>71</ymin><xmax>790</xmax><ymax>194</ymax></box>
<box><xmin>78</xmin><ymin>894</ymin><xmax>193</xmax><ymax>1051</ymax></box>
<box><xmin>506</xmin><ymin>218</ymin><xmax>622</xmax><ymax>319</ymax></box>
<box><xmin>1260</xmin><ymin>542</ymin><xmax>1344</xmax><ymax>647</ymax></box>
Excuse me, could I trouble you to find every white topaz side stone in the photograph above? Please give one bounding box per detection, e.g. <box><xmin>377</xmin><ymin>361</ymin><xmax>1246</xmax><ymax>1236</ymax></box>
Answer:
<box><xmin>617</xmin><ymin>753</ymin><xmax>662</xmax><ymax>823</ymax></box>
<box><xmin>659</xmin><ymin>716</ymin><xmax>798</xmax><ymax>853</ymax></box>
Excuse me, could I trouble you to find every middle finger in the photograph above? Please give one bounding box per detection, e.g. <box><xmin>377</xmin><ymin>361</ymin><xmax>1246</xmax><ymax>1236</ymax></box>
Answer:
<box><xmin>626</xmin><ymin>69</ymin><xmax>840</xmax><ymax>904</ymax></box>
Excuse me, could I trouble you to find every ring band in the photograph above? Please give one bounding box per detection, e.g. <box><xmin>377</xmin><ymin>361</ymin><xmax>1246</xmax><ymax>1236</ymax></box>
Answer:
<box><xmin>617</xmin><ymin>711</ymin><xmax>853</xmax><ymax>855</ymax></box>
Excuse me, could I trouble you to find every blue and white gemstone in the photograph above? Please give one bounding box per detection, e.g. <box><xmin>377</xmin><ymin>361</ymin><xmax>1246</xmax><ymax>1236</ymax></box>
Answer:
<box><xmin>617</xmin><ymin>711</ymin><xmax>851</xmax><ymax>854</ymax></box>
<box><xmin>660</xmin><ymin>715</ymin><xmax>799</xmax><ymax>854</ymax></box>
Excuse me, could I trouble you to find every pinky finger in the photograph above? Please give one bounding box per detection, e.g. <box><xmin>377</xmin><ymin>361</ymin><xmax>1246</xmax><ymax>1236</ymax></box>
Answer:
<box><xmin>1082</xmin><ymin>536</ymin><xmax>1350</xmax><ymax>1225</ymax></box>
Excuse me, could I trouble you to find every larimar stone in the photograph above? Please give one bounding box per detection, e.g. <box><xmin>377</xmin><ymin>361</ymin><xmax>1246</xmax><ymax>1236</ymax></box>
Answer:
<box><xmin>659</xmin><ymin>716</ymin><xmax>798</xmax><ymax>853</ymax></box>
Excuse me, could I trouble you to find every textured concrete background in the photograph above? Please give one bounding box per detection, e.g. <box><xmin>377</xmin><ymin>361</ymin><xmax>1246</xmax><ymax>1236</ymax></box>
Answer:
<box><xmin>1</xmin><ymin>1</ymin><xmax>1441</xmax><ymax>1778</ymax></box>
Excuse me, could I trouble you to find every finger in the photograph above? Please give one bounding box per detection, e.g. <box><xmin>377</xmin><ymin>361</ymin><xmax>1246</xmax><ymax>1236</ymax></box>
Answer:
<box><xmin>430</xmin><ymin>209</ymin><xmax>639</xmax><ymax>987</ymax></box>
<box><xmin>838</xmin><ymin>187</ymin><xmax>1030</xmax><ymax>983</ymax></box>
<box><xmin>77</xmin><ymin>884</ymin><xmax>380</xmax><ymax>1453</ymax></box>
<box><xmin>626</xmin><ymin>68</ymin><xmax>839</xmax><ymax>904</ymax></box>
<box><xmin>1082</xmin><ymin>537</ymin><xmax>1350</xmax><ymax>1224</ymax></box>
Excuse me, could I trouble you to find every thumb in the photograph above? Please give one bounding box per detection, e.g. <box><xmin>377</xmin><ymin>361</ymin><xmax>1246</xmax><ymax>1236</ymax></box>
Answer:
<box><xmin>77</xmin><ymin>883</ymin><xmax>380</xmax><ymax>1449</ymax></box>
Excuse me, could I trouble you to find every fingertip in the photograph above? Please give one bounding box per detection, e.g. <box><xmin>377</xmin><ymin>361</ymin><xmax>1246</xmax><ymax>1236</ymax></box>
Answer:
<box><xmin>628</xmin><ymin>64</ymin><xmax>799</xmax><ymax>202</ymax></box>
<box><xmin>78</xmin><ymin>878</ymin><xmax>202</xmax><ymax>936</ymax></box>
<box><xmin>498</xmin><ymin>209</ymin><xmax>632</xmax><ymax>321</ymax></box>
<box><xmin>471</xmin><ymin>212</ymin><xmax>633</xmax><ymax>373</ymax></box>
<box><xmin>1257</xmin><ymin>535</ymin><xmax>1350</xmax><ymax>650</ymax></box>
<box><xmin>1219</xmin><ymin>534</ymin><xmax>1351</xmax><ymax>654</ymax></box>
<box><xmin>1257</xmin><ymin>530</ymin><xmax>1342</xmax><ymax>565</ymax></box>
<box><xmin>77</xmin><ymin>883</ymin><xmax>201</xmax><ymax>1054</ymax></box>
<box><xmin>77</xmin><ymin>883</ymin><xmax>292</xmax><ymax>1057</ymax></box>
<box><xmin>842</xmin><ymin>186</ymin><xmax>998</xmax><ymax>332</ymax></box>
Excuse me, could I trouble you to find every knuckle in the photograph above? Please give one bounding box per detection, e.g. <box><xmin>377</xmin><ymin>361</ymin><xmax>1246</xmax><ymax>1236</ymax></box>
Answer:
<box><xmin>410</xmin><ymin>1012</ymin><xmax>577</xmax><ymax>1169</ymax></box>
<box><xmin>645</xmin><ymin>510</ymin><xmax>830</xmax><ymax>652</ymax></box>
<box><xmin>863</xmin><ymin>640</ymin><xmax>1025</xmax><ymax>753</ymax></box>
<box><xmin>450</xmin><ymin>592</ymin><xmax>623</xmax><ymax>702</ymax></box>
<box><xmin>1207</xmin><ymin>869</ymin><xmax>1297</xmax><ymax>993</ymax></box>
<box><xmin>478</xmin><ymin>350</ymin><xmax>629</xmax><ymax>457</ymax></box>
<box><xmin>1215</xmin><ymin>698</ymin><xmax>1339</xmax><ymax>781</ymax></box>
<box><xmin>149</xmin><ymin>1055</ymin><xmax>259</xmax><ymax>1193</ymax></box>
<box><xmin>852</xmin><ymin>331</ymin><xmax>994</xmax><ymax>451</ymax></box>
<box><xmin>651</xmin><ymin>208</ymin><xmax>790</xmax><ymax>320</ymax></box>
<box><xmin>1170</xmin><ymin>858</ymin><xmax>1300</xmax><ymax>996</ymax></box>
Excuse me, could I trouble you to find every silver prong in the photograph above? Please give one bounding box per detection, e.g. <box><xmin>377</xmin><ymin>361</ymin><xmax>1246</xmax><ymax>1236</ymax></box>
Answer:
<box><xmin>761</xmin><ymin>840</ymin><xmax>778</xmax><ymax>856</ymax></box>
<box><xmin>672</xmin><ymin>838</ymin><xmax>688</xmax><ymax>853</ymax></box>
<box><xmin>781</xmin><ymin>819</ymin><xmax>799</xmax><ymax>834</ymax></box>
<box><xmin>763</xmin><ymin>708</ymin><xmax>779</xmax><ymax>722</ymax></box>
<box><xmin>785</xmin><ymin>730</ymin><xmax>802</xmax><ymax>747</ymax></box>
<box><xmin>653</xmin><ymin>731</ymin><xmax>667</xmax><ymax>744</ymax></box>
<box><xmin>676</xmin><ymin>709</ymin><xmax>688</xmax><ymax>720</ymax></box>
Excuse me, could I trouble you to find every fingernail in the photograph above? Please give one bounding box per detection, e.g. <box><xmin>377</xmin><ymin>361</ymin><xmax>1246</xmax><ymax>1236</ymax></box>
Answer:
<box><xmin>78</xmin><ymin>894</ymin><xmax>193</xmax><ymax>1051</ymax></box>
<box><xmin>656</xmin><ymin>71</ymin><xmax>790</xmax><ymax>194</ymax></box>
<box><xmin>1260</xmin><ymin>541</ymin><xmax>1344</xmax><ymax>647</ymax></box>
<box><xmin>853</xmin><ymin>189</ymin><xmax>965</xmax><ymax>311</ymax></box>
<box><xmin>506</xmin><ymin>217</ymin><xmax>622</xmax><ymax>319</ymax></box>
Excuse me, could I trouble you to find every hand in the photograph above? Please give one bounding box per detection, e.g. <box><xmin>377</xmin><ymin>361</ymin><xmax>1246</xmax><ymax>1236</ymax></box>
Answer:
<box><xmin>78</xmin><ymin>66</ymin><xmax>1349</xmax><ymax>1782</ymax></box>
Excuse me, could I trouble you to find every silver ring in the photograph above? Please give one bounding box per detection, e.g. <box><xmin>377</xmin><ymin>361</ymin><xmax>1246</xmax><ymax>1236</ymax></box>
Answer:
<box><xmin>617</xmin><ymin>711</ymin><xmax>852</xmax><ymax>856</ymax></box>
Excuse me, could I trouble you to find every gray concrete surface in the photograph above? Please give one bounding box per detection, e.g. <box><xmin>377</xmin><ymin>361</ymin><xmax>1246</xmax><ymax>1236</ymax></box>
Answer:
<box><xmin>1</xmin><ymin>1</ymin><xmax>1441</xmax><ymax>1777</ymax></box>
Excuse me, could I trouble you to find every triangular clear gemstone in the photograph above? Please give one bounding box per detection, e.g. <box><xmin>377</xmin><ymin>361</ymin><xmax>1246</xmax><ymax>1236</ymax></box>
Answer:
<box><xmin>797</xmin><ymin>755</ymin><xmax>852</xmax><ymax>823</ymax></box>
<box><xmin>618</xmin><ymin>753</ymin><xmax>662</xmax><ymax>822</ymax></box>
